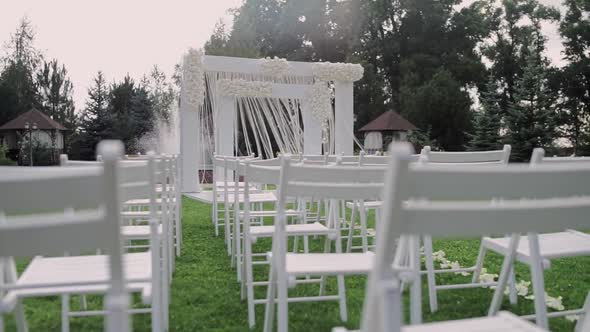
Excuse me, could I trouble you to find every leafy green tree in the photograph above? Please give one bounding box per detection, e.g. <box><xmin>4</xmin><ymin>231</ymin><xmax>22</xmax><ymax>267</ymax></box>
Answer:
<box><xmin>467</xmin><ymin>76</ymin><xmax>503</xmax><ymax>151</ymax></box>
<box><xmin>558</xmin><ymin>0</ymin><xmax>590</xmax><ymax>154</ymax></box>
<box><xmin>0</xmin><ymin>17</ymin><xmax>42</xmax><ymax>125</ymax></box>
<box><xmin>0</xmin><ymin>144</ymin><xmax>15</xmax><ymax>165</ymax></box>
<box><xmin>143</xmin><ymin>65</ymin><xmax>176</xmax><ymax>123</ymax></box>
<box><xmin>400</xmin><ymin>69</ymin><xmax>473</xmax><ymax>150</ymax></box>
<box><xmin>36</xmin><ymin>59</ymin><xmax>76</xmax><ymax>152</ymax></box>
<box><xmin>504</xmin><ymin>52</ymin><xmax>557</xmax><ymax>161</ymax></box>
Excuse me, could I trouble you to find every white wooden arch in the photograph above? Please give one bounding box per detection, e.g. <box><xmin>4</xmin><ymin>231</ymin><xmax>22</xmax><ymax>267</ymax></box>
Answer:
<box><xmin>180</xmin><ymin>55</ymin><xmax>356</xmax><ymax>193</ymax></box>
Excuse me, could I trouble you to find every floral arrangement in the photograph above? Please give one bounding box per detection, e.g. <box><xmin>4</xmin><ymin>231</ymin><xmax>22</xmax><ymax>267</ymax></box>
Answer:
<box><xmin>259</xmin><ymin>56</ymin><xmax>291</xmax><ymax>77</ymax></box>
<box><xmin>182</xmin><ymin>48</ymin><xmax>205</xmax><ymax>110</ymax></box>
<box><xmin>309</xmin><ymin>81</ymin><xmax>332</xmax><ymax>126</ymax></box>
<box><xmin>217</xmin><ymin>79</ymin><xmax>273</xmax><ymax>98</ymax></box>
<box><xmin>312</xmin><ymin>62</ymin><xmax>364</xmax><ymax>82</ymax></box>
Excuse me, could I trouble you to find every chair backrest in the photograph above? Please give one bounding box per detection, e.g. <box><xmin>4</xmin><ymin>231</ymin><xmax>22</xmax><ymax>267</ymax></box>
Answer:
<box><xmin>531</xmin><ymin>148</ymin><xmax>590</xmax><ymax>165</ymax></box>
<box><xmin>421</xmin><ymin>145</ymin><xmax>511</xmax><ymax>164</ymax></box>
<box><xmin>1</xmin><ymin>142</ymin><xmax>125</xmax><ymax>257</ymax></box>
<box><xmin>361</xmin><ymin>142</ymin><xmax>590</xmax><ymax>332</ymax></box>
<box><xmin>1</xmin><ymin>140</ymin><xmax>131</xmax><ymax>331</ymax></box>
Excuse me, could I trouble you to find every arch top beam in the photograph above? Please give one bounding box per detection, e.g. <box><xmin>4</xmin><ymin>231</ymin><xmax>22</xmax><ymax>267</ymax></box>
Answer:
<box><xmin>203</xmin><ymin>55</ymin><xmax>315</xmax><ymax>77</ymax></box>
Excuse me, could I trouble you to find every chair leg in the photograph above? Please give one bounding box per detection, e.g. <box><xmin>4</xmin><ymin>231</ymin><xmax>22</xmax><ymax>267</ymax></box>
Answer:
<box><xmin>471</xmin><ymin>243</ymin><xmax>487</xmax><ymax>283</ymax></box>
<box><xmin>337</xmin><ymin>274</ymin><xmax>348</xmax><ymax>322</ymax></box>
<box><xmin>263</xmin><ymin>264</ymin><xmax>276</xmax><ymax>332</ymax></box>
<box><xmin>488</xmin><ymin>235</ymin><xmax>519</xmax><ymax>317</ymax></box>
<box><xmin>527</xmin><ymin>233</ymin><xmax>548</xmax><ymax>329</ymax></box>
<box><xmin>423</xmin><ymin>235</ymin><xmax>438</xmax><ymax>312</ymax></box>
<box><xmin>409</xmin><ymin>236</ymin><xmax>422</xmax><ymax>324</ymax></box>
<box><xmin>245</xmin><ymin>237</ymin><xmax>256</xmax><ymax>328</ymax></box>
<box><xmin>61</xmin><ymin>295</ymin><xmax>70</xmax><ymax>332</ymax></box>
<box><xmin>508</xmin><ymin>266</ymin><xmax>518</xmax><ymax>305</ymax></box>
<box><xmin>575</xmin><ymin>291</ymin><xmax>590</xmax><ymax>332</ymax></box>
<box><xmin>5</xmin><ymin>258</ymin><xmax>28</xmax><ymax>332</ymax></box>
<box><xmin>346</xmin><ymin>202</ymin><xmax>357</xmax><ymax>253</ymax></box>
<box><xmin>359</xmin><ymin>202</ymin><xmax>368</xmax><ymax>253</ymax></box>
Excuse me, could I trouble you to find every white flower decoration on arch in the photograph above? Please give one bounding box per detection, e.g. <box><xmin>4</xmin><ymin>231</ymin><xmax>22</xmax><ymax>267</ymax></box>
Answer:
<box><xmin>183</xmin><ymin>48</ymin><xmax>205</xmax><ymax>110</ymax></box>
<box><xmin>259</xmin><ymin>56</ymin><xmax>291</xmax><ymax>77</ymax></box>
<box><xmin>309</xmin><ymin>81</ymin><xmax>332</xmax><ymax>126</ymax></box>
<box><xmin>312</xmin><ymin>62</ymin><xmax>364</xmax><ymax>82</ymax></box>
<box><xmin>217</xmin><ymin>79</ymin><xmax>273</xmax><ymax>98</ymax></box>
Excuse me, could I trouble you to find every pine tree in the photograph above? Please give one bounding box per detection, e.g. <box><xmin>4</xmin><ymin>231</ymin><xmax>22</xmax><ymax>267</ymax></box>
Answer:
<box><xmin>467</xmin><ymin>76</ymin><xmax>503</xmax><ymax>151</ymax></box>
<box><xmin>504</xmin><ymin>52</ymin><xmax>557</xmax><ymax>161</ymax></box>
<box><xmin>78</xmin><ymin>72</ymin><xmax>111</xmax><ymax>159</ymax></box>
<box><xmin>0</xmin><ymin>17</ymin><xmax>42</xmax><ymax>125</ymax></box>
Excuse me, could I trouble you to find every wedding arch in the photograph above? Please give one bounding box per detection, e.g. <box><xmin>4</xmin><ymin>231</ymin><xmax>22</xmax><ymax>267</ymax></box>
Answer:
<box><xmin>178</xmin><ymin>50</ymin><xmax>363</xmax><ymax>192</ymax></box>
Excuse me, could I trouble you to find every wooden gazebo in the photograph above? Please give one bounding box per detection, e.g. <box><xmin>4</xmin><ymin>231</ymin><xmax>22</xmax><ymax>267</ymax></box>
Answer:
<box><xmin>359</xmin><ymin>110</ymin><xmax>416</xmax><ymax>153</ymax></box>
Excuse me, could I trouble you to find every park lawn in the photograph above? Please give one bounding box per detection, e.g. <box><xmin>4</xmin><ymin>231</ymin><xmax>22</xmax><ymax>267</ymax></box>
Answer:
<box><xmin>3</xmin><ymin>197</ymin><xmax>588</xmax><ymax>331</ymax></box>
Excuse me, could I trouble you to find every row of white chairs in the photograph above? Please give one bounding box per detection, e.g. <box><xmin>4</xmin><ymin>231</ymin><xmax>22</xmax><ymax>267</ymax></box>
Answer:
<box><xmin>212</xmin><ymin>145</ymin><xmax>590</xmax><ymax>331</ymax></box>
<box><xmin>0</xmin><ymin>141</ymin><xmax>179</xmax><ymax>332</ymax></box>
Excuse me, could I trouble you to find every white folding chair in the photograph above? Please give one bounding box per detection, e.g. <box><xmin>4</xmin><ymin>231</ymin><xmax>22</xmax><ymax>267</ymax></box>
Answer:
<box><xmin>13</xmin><ymin>144</ymin><xmax>166</xmax><ymax>332</ymax></box>
<box><xmin>239</xmin><ymin>158</ymin><xmax>334</xmax><ymax>328</ymax></box>
<box><xmin>478</xmin><ymin>148</ymin><xmax>590</xmax><ymax>328</ymax></box>
<box><xmin>344</xmin><ymin>152</ymin><xmax>421</xmax><ymax>253</ymax></box>
<box><xmin>262</xmin><ymin>155</ymin><xmax>385</xmax><ymax>332</ymax></box>
<box><xmin>337</xmin><ymin>142</ymin><xmax>590</xmax><ymax>332</ymax></box>
<box><xmin>419</xmin><ymin>145</ymin><xmax>512</xmax><ymax>313</ymax></box>
<box><xmin>0</xmin><ymin>140</ymin><xmax>131</xmax><ymax>332</ymax></box>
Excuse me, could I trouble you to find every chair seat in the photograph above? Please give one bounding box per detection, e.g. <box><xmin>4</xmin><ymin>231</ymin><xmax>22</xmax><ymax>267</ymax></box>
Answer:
<box><xmin>285</xmin><ymin>252</ymin><xmax>374</xmax><ymax>276</ymax></box>
<box><xmin>334</xmin><ymin>312</ymin><xmax>544</xmax><ymax>332</ymax></box>
<box><xmin>239</xmin><ymin>209</ymin><xmax>302</xmax><ymax>218</ymax></box>
<box><xmin>345</xmin><ymin>200</ymin><xmax>382</xmax><ymax>209</ymax></box>
<box><xmin>125</xmin><ymin>198</ymin><xmax>176</xmax><ymax>205</ymax></box>
<box><xmin>482</xmin><ymin>230</ymin><xmax>590</xmax><ymax>266</ymax></box>
<box><xmin>404</xmin><ymin>312</ymin><xmax>545</xmax><ymax>332</ymax></box>
<box><xmin>218</xmin><ymin>191</ymin><xmax>277</xmax><ymax>204</ymax></box>
<box><xmin>121</xmin><ymin>210</ymin><xmax>162</xmax><ymax>218</ymax></box>
<box><xmin>250</xmin><ymin>222</ymin><xmax>330</xmax><ymax>238</ymax></box>
<box><xmin>122</xmin><ymin>224</ymin><xmax>163</xmax><ymax>239</ymax></box>
<box><xmin>3</xmin><ymin>252</ymin><xmax>153</xmax><ymax>307</ymax></box>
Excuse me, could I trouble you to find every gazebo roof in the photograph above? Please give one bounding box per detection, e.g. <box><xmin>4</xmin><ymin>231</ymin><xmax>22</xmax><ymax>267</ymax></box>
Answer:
<box><xmin>359</xmin><ymin>110</ymin><xmax>416</xmax><ymax>132</ymax></box>
<box><xmin>0</xmin><ymin>109</ymin><xmax>67</xmax><ymax>131</ymax></box>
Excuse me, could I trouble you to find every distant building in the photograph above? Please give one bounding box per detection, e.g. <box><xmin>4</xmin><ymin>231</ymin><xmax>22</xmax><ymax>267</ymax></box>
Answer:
<box><xmin>0</xmin><ymin>109</ymin><xmax>67</xmax><ymax>164</ymax></box>
<box><xmin>359</xmin><ymin>110</ymin><xmax>416</xmax><ymax>154</ymax></box>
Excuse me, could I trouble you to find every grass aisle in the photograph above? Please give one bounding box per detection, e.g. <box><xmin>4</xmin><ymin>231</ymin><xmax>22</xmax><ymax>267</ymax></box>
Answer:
<box><xmin>4</xmin><ymin>198</ymin><xmax>589</xmax><ymax>331</ymax></box>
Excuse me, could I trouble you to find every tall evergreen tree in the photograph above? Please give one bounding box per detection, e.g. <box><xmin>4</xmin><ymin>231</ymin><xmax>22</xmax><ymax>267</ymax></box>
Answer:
<box><xmin>78</xmin><ymin>72</ymin><xmax>111</xmax><ymax>159</ymax></box>
<box><xmin>467</xmin><ymin>76</ymin><xmax>503</xmax><ymax>151</ymax></box>
<box><xmin>482</xmin><ymin>0</ymin><xmax>560</xmax><ymax>117</ymax></box>
<box><xmin>504</xmin><ymin>52</ymin><xmax>557</xmax><ymax>161</ymax></box>
<box><xmin>0</xmin><ymin>17</ymin><xmax>42</xmax><ymax>125</ymax></box>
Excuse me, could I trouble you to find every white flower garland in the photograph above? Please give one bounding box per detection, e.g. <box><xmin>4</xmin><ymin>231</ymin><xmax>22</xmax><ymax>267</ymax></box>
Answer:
<box><xmin>312</xmin><ymin>62</ymin><xmax>364</xmax><ymax>82</ymax></box>
<box><xmin>259</xmin><ymin>56</ymin><xmax>291</xmax><ymax>77</ymax></box>
<box><xmin>182</xmin><ymin>48</ymin><xmax>205</xmax><ymax>110</ymax></box>
<box><xmin>309</xmin><ymin>81</ymin><xmax>332</xmax><ymax>126</ymax></box>
<box><xmin>217</xmin><ymin>79</ymin><xmax>273</xmax><ymax>98</ymax></box>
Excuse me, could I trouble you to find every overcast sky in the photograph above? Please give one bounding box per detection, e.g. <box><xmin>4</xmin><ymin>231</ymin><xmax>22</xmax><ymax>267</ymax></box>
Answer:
<box><xmin>0</xmin><ymin>0</ymin><xmax>242</xmax><ymax>109</ymax></box>
<box><xmin>0</xmin><ymin>0</ymin><xmax>564</xmax><ymax>111</ymax></box>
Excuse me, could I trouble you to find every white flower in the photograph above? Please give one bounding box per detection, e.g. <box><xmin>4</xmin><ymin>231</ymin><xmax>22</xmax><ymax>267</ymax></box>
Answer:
<box><xmin>515</xmin><ymin>280</ymin><xmax>530</xmax><ymax>297</ymax></box>
<box><xmin>565</xmin><ymin>315</ymin><xmax>579</xmax><ymax>322</ymax></box>
<box><xmin>259</xmin><ymin>56</ymin><xmax>291</xmax><ymax>77</ymax></box>
<box><xmin>312</xmin><ymin>62</ymin><xmax>364</xmax><ymax>82</ymax></box>
<box><xmin>217</xmin><ymin>79</ymin><xmax>273</xmax><ymax>98</ymax></box>
<box><xmin>432</xmin><ymin>250</ymin><xmax>446</xmax><ymax>262</ymax></box>
<box><xmin>183</xmin><ymin>48</ymin><xmax>205</xmax><ymax>110</ymax></box>
<box><xmin>478</xmin><ymin>268</ymin><xmax>498</xmax><ymax>284</ymax></box>
<box><xmin>545</xmin><ymin>293</ymin><xmax>565</xmax><ymax>311</ymax></box>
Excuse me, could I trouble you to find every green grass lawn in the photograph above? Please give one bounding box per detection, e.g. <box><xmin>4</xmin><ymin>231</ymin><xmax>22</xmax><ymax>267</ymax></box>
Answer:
<box><xmin>4</xmin><ymin>197</ymin><xmax>589</xmax><ymax>331</ymax></box>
